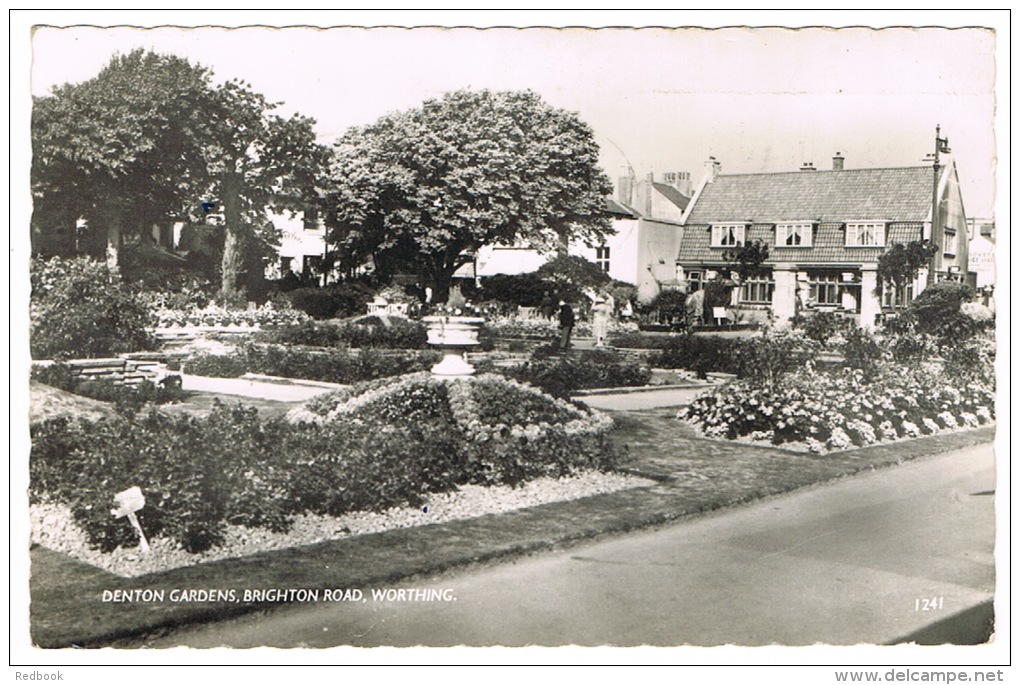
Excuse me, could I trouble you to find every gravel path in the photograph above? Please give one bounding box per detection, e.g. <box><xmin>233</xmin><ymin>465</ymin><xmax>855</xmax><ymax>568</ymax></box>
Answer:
<box><xmin>29</xmin><ymin>471</ymin><xmax>654</xmax><ymax>578</ymax></box>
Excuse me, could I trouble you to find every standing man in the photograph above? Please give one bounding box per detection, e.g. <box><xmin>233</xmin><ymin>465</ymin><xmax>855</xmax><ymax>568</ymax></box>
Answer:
<box><xmin>558</xmin><ymin>300</ymin><xmax>575</xmax><ymax>350</ymax></box>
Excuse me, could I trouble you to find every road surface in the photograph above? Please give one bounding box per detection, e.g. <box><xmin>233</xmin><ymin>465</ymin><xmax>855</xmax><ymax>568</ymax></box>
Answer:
<box><xmin>136</xmin><ymin>442</ymin><xmax>996</xmax><ymax>647</ymax></box>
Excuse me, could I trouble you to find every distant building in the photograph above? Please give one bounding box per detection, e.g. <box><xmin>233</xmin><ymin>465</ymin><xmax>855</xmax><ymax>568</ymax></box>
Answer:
<box><xmin>473</xmin><ymin>170</ymin><xmax>691</xmax><ymax>302</ymax></box>
<box><xmin>675</xmin><ymin>154</ymin><xmax>970</xmax><ymax>327</ymax></box>
<box><xmin>266</xmin><ymin>203</ymin><xmax>329</xmax><ymax>285</ymax></box>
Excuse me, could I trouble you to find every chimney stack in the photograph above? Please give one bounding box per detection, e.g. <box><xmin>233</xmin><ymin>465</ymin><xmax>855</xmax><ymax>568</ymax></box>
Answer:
<box><xmin>832</xmin><ymin>152</ymin><xmax>845</xmax><ymax>171</ymax></box>
<box><xmin>618</xmin><ymin>170</ymin><xmax>634</xmax><ymax>207</ymax></box>
<box><xmin>703</xmin><ymin>157</ymin><xmax>721</xmax><ymax>183</ymax></box>
<box><xmin>799</xmin><ymin>161</ymin><xmax>817</xmax><ymax>171</ymax></box>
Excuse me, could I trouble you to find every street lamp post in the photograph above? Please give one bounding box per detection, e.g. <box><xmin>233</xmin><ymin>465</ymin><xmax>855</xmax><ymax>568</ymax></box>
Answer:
<box><xmin>926</xmin><ymin>125</ymin><xmax>951</xmax><ymax>287</ymax></box>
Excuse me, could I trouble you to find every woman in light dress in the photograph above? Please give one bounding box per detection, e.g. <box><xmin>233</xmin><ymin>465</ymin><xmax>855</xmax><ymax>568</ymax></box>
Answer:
<box><xmin>591</xmin><ymin>297</ymin><xmax>613</xmax><ymax>347</ymax></box>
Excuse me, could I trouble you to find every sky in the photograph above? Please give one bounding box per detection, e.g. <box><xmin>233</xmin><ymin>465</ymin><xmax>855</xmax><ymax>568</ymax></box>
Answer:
<box><xmin>22</xmin><ymin>13</ymin><xmax>1003</xmax><ymax>219</ymax></box>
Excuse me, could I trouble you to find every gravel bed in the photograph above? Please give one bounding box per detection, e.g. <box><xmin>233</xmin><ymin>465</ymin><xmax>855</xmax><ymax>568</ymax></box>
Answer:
<box><xmin>30</xmin><ymin>471</ymin><xmax>654</xmax><ymax>578</ymax></box>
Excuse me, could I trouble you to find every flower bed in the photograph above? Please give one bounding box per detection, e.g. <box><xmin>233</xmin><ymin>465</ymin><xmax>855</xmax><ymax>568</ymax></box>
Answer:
<box><xmin>153</xmin><ymin>303</ymin><xmax>309</xmax><ymax>329</ymax></box>
<box><xmin>681</xmin><ymin>362</ymin><xmax>995</xmax><ymax>453</ymax></box>
<box><xmin>31</xmin><ymin>373</ymin><xmax>618</xmax><ymax>556</ymax></box>
<box><xmin>289</xmin><ymin>372</ymin><xmax>616</xmax><ymax>487</ymax></box>
<box><xmin>485</xmin><ymin>316</ymin><xmax>637</xmax><ymax>340</ymax></box>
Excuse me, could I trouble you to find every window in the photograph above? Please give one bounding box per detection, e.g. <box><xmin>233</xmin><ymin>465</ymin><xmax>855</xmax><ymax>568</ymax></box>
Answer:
<box><xmin>711</xmin><ymin>224</ymin><xmax>745</xmax><ymax>247</ymax></box>
<box><xmin>280</xmin><ymin>256</ymin><xmax>293</xmax><ymax>274</ymax></box>
<box><xmin>740</xmin><ymin>274</ymin><xmax>775</xmax><ymax>304</ymax></box>
<box><xmin>808</xmin><ymin>273</ymin><xmax>842</xmax><ymax>306</ymax></box>
<box><xmin>595</xmin><ymin>245</ymin><xmax>611</xmax><ymax>272</ymax></box>
<box><xmin>686</xmin><ymin>270</ymin><xmax>703</xmax><ymax>292</ymax></box>
<box><xmin>881</xmin><ymin>282</ymin><xmax>914</xmax><ymax>309</ymax></box>
<box><xmin>943</xmin><ymin>229</ymin><xmax>957</xmax><ymax>255</ymax></box>
<box><xmin>303</xmin><ymin>205</ymin><xmax>320</xmax><ymax>231</ymax></box>
<box><xmin>845</xmin><ymin>222</ymin><xmax>885</xmax><ymax>247</ymax></box>
<box><xmin>302</xmin><ymin>255</ymin><xmax>323</xmax><ymax>281</ymax></box>
<box><xmin>776</xmin><ymin>222</ymin><xmax>813</xmax><ymax>247</ymax></box>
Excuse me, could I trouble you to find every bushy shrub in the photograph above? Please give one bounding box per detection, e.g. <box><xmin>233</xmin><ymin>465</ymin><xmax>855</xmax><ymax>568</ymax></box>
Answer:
<box><xmin>886</xmin><ymin>281</ymin><xmax>980</xmax><ymax>348</ymax></box>
<box><xmin>477</xmin><ymin>273</ymin><xmax>558</xmax><ymax>307</ymax></box>
<box><xmin>793</xmin><ymin>311</ymin><xmax>856</xmax><ymax>345</ymax></box>
<box><xmin>501</xmin><ymin>349</ymin><xmax>652</xmax><ymax>398</ymax></box>
<box><xmin>734</xmin><ymin>330</ymin><xmax>816</xmax><ymax>390</ymax></box>
<box><xmin>641</xmin><ymin>289</ymin><xmax>687</xmax><ymax>325</ymax></box>
<box><xmin>30</xmin><ymin>256</ymin><xmax>154</xmax><ymax>359</ymax></box>
<box><xmin>286</xmin><ymin>282</ymin><xmax>376</xmax><ymax>319</ymax></box>
<box><xmin>841</xmin><ymin>327</ymin><xmax>886</xmax><ymax>378</ymax></box>
<box><xmin>942</xmin><ymin>333</ymin><xmax>996</xmax><ymax>386</ymax></box>
<box><xmin>647</xmin><ymin>334</ymin><xmax>748</xmax><ymax>378</ymax></box>
<box><xmin>132</xmin><ymin>273</ymin><xmax>214</xmax><ymax>312</ymax></box>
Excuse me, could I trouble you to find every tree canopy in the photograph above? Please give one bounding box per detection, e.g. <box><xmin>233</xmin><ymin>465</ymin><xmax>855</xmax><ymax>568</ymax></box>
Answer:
<box><xmin>31</xmin><ymin>50</ymin><xmax>216</xmax><ymax>264</ymax></box>
<box><xmin>876</xmin><ymin>239</ymin><xmax>938</xmax><ymax>309</ymax></box>
<box><xmin>325</xmin><ymin>89</ymin><xmax>613</xmax><ymax>300</ymax></box>
<box><xmin>31</xmin><ymin>49</ymin><xmax>328</xmax><ymax>302</ymax></box>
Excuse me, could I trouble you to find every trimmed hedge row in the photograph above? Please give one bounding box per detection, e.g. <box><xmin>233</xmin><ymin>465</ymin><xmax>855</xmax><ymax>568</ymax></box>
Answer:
<box><xmin>183</xmin><ymin>343</ymin><xmax>440</xmax><ymax>385</ymax></box>
<box><xmin>260</xmin><ymin>317</ymin><xmax>428</xmax><ymax>350</ymax></box>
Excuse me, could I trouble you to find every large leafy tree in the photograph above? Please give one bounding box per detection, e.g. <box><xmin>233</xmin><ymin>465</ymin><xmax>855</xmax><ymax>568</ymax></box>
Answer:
<box><xmin>31</xmin><ymin>50</ymin><xmax>216</xmax><ymax>267</ymax></box>
<box><xmin>326</xmin><ymin>89</ymin><xmax>613</xmax><ymax>301</ymax></box>
<box><xmin>31</xmin><ymin>49</ymin><xmax>328</xmax><ymax>302</ymax></box>
<box><xmin>203</xmin><ymin>80</ymin><xmax>329</xmax><ymax>301</ymax></box>
<box><xmin>876</xmin><ymin>239</ymin><xmax>938</xmax><ymax>311</ymax></box>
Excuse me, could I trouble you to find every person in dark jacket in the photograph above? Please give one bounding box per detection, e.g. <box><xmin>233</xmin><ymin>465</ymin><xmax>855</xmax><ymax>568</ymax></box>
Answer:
<box><xmin>558</xmin><ymin>300</ymin><xmax>575</xmax><ymax>350</ymax></box>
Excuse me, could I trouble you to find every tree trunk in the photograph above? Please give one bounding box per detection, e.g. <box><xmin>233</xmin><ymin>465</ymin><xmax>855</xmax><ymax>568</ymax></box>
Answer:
<box><xmin>220</xmin><ymin>171</ymin><xmax>243</xmax><ymax>304</ymax></box>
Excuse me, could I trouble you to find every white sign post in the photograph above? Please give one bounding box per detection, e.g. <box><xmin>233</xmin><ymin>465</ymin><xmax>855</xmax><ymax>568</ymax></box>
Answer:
<box><xmin>111</xmin><ymin>486</ymin><xmax>150</xmax><ymax>554</ymax></box>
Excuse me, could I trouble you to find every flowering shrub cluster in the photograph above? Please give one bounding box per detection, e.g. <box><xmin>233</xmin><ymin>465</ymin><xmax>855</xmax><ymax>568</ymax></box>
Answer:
<box><xmin>485</xmin><ymin>316</ymin><xmax>636</xmax><ymax>341</ymax></box>
<box><xmin>290</xmin><ymin>373</ymin><xmax>616</xmax><ymax>486</ymax></box>
<box><xmin>153</xmin><ymin>302</ymin><xmax>309</xmax><ymax>329</ymax></box>
<box><xmin>681</xmin><ymin>361</ymin><xmax>995</xmax><ymax>453</ymax></box>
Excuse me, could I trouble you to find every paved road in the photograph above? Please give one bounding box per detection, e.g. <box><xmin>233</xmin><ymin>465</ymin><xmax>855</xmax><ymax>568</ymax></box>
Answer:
<box><xmin>138</xmin><ymin>441</ymin><xmax>996</xmax><ymax>648</ymax></box>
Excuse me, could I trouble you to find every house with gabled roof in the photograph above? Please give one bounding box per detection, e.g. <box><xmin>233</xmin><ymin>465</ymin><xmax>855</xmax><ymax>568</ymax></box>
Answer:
<box><xmin>470</xmin><ymin>170</ymin><xmax>690</xmax><ymax>301</ymax></box>
<box><xmin>675</xmin><ymin>154</ymin><xmax>970</xmax><ymax>328</ymax></box>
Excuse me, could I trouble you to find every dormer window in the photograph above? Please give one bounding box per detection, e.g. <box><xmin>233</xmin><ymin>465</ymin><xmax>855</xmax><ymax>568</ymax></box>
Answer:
<box><xmin>711</xmin><ymin>223</ymin><xmax>746</xmax><ymax>247</ymax></box>
<box><xmin>845</xmin><ymin>221</ymin><xmax>886</xmax><ymax>247</ymax></box>
<box><xmin>776</xmin><ymin>222</ymin><xmax>814</xmax><ymax>247</ymax></box>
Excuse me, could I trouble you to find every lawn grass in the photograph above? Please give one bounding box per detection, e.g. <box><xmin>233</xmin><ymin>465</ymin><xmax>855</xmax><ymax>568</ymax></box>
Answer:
<box><xmin>27</xmin><ymin>405</ymin><xmax>994</xmax><ymax>649</ymax></box>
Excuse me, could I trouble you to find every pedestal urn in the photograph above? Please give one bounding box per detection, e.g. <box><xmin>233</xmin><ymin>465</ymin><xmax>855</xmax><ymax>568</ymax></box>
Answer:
<box><xmin>422</xmin><ymin>315</ymin><xmax>485</xmax><ymax>378</ymax></box>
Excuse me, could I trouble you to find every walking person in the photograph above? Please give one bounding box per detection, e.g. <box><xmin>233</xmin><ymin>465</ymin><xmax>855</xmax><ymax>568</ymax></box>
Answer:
<box><xmin>592</xmin><ymin>296</ymin><xmax>612</xmax><ymax>347</ymax></box>
<box><xmin>558</xmin><ymin>300</ymin><xmax>575</xmax><ymax>351</ymax></box>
